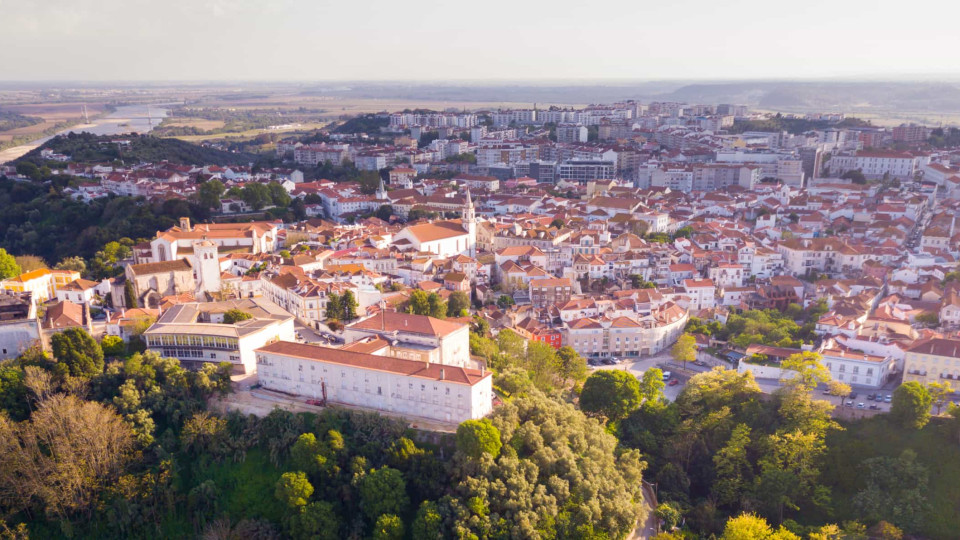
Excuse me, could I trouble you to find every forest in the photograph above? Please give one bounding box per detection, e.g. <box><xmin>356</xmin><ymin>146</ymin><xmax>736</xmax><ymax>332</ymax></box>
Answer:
<box><xmin>16</xmin><ymin>133</ymin><xmax>261</xmax><ymax>167</ymax></box>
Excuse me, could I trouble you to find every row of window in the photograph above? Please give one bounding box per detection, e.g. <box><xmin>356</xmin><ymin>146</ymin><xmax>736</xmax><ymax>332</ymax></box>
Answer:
<box><xmin>147</xmin><ymin>334</ymin><xmax>238</xmax><ymax>350</ymax></box>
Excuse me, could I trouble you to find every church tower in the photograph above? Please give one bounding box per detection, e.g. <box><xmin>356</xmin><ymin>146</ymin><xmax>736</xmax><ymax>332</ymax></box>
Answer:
<box><xmin>462</xmin><ymin>189</ymin><xmax>477</xmax><ymax>257</ymax></box>
<box><xmin>193</xmin><ymin>240</ymin><xmax>221</xmax><ymax>296</ymax></box>
<box><xmin>376</xmin><ymin>177</ymin><xmax>388</xmax><ymax>201</ymax></box>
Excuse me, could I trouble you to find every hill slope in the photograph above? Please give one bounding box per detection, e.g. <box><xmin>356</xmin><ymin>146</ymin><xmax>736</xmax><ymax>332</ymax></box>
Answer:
<box><xmin>17</xmin><ymin>132</ymin><xmax>260</xmax><ymax>166</ymax></box>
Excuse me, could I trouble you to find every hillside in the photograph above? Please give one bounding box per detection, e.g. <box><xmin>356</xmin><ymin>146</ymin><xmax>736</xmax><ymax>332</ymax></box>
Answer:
<box><xmin>16</xmin><ymin>132</ymin><xmax>261</xmax><ymax>166</ymax></box>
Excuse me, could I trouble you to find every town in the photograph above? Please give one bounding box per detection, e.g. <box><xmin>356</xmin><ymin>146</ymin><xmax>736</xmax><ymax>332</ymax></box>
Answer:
<box><xmin>1</xmin><ymin>94</ymin><xmax>959</xmax><ymax>539</ymax></box>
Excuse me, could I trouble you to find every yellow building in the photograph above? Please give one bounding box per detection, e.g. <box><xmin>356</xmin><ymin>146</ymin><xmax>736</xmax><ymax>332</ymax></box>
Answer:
<box><xmin>1</xmin><ymin>269</ymin><xmax>82</xmax><ymax>304</ymax></box>
<box><xmin>904</xmin><ymin>337</ymin><xmax>960</xmax><ymax>385</ymax></box>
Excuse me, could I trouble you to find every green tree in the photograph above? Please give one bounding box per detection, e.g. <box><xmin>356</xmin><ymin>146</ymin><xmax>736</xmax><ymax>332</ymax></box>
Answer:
<box><xmin>242</xmin><ymin>182</ymin><xmax>271</xmax><ymax>210</ymax></box>
<box><xmin>372</xmin><ymin>514</ymin><xmax>404</xmax><ymax>540</ymax></box>
<box><xmin>456</xmin><ymin>419</ymin><xmax>502</xmax><ymax>459</ymax></box>
<box><xmin>51</xmin><ymin>327</ymin><xmax>104</xmax><ymax>377</ymax></box>
<box><xmin>713</xmin><ymin>424</ymin><xmax>753</xmax><ymax>507</ymax></box>
<box><xmin>671</xmin><ymin>333</ymin><xmax>697</xmax><ymax>370</ymax></box>
<box><xmin>222</xmin><ymin>309</ymin><xmax>253</xmax><ymax>324</ymax></box>
<box><xmin>447</xmin><ymin>291</ymin><xmax>470</xmax><ymax>317</ymax></box>
<box><xmin>289</xmin><ymin>501</ymin><xmax>340</xmax><ymax>540</ymax></box>
<box><xmin>497</xmin><ymin>294</ymin><xmax>515</xmax><ymax>309</ymax></box>
<box><xmin>780</xmin><ymin>351</ymin><xmax>831</xmax><ymax>389</ymax></box>
<box><xmin>0</xmin><ymin>249</ymin><xmax>20</xmax><ymax>280</ymax></box>
<box><xmin>720</xmin><ymin>513</ymin><xmax>800</xmax><ymax>540</ymax></box>
<box><xmin>100</xmin><ymin>335</ymin><xmax>126</xmax><ymax>358</ymax></box>
<box><xmin>124</xmin><ymin>280</ymin><xmax>138</xmax><ymax>309</ymax></box>
<box><xmin>358</xmin><ymin>467</ymin><xmax>409</xmax><ymax>521</ymax></box>
<box><xmin>411</xmin><ymin>500</ymin><xmax>443</xmax><ymax>539</ymax></box>
<box><xmin>275</xmin><ymin>472</ymin><xmax>313</xmax><ymax>509</ymax></box>
<box><xmin>891</xmin><ymin>381</ymin><xmax>933</xmax><ymax>429</ymax></box>
<box><xmin>655</xmin><ymin>502</ymin><xmax>683</xmax><ymax>531</ymax></box>
<box><xmin>290</xmin><ymin>433</ymin><xmax>327</xmax><ymax>474</ymax></box>
<box><xmin>555</xmin><ymin>346</ymin><xmax>588</xmax><ymax>386</ymax></box>
<box><xmin>326</xmin><ymin>292</ymin><xmax>343</xmax><ymax>320</ymax></box>
<box><xmin>639</xmin><ymin>368</ymin><xmax>666</xmax><ymax>401</ymax></box>
<box><xmin>198</xmin><ymin>179</ymin><xmax>225</xmax><ymax>209</ymax></box>
<box><xmin>267</xmin><ymin>181</ymin><xmax>291</xmax><ymax>207</ymax></box>
<box><xmin>853</xmin><ymin>449</ymin><xmax>928</xmax><ymax>532</ymax></box>
<box><xmin>341</xmin><ymin>290</ymin><xmax>358</xmax><ymax>321</ymax></box>
<box><xmin>0</xmin><ymin>367</ymin><xmax>28</xmax><ymax>421</ymax></box>
<box><xmin>427</xmin><ymin>292</ymin><xmax>446</xmax><ymax>319</ymax></box>
<box><xmin>927</xmin><ymin>380</ymin><xmax>954</xmax><ymax>415</ymax></box>
<box><xmin>375</xmin><ymin>205</ymin><xmax>394</xmax><ymax>221</ymax></box>
<box><xmin>580</xmin><ymin>370</ymin><xmax>642</xmax><ymax>421</ymax></box>
<box><xmin>407</xmin><ymin>290</ymin><xmax>430</xmax><ymax>316</ymax></box>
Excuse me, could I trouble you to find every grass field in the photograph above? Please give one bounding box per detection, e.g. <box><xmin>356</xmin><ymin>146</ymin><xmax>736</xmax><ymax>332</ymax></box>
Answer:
<box><xmin>812</xmin><ymin>415</ymin><xmax>960</xmax><ymax>539</ymax></box>
<box><xmin>160</xmin><ymin>117</ymin><xmax>225</xmax><ymax>130</ymax></box>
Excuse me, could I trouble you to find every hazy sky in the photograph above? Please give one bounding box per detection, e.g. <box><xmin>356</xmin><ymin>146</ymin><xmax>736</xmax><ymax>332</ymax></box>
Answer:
<box><xmin>3</xmin><ymin>0</ymin><xmax>959</xmax><ymax>81</ymax></box>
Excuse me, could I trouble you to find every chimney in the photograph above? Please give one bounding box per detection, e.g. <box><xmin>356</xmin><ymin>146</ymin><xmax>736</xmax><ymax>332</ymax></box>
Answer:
<box><xmin>440</xmin><ymin>368</ymin><xmax>445</xmax><ymax>380</ymax></box>
<box><xmin>180</xmin><ymin>217</ymin><xmax>192</xmax><ymax>231</ymax></box>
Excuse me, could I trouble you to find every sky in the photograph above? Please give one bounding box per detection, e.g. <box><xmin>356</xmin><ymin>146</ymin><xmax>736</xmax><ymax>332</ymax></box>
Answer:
<box><xmin>2</xmin><ymin>0</ymin><xmax>960</xmax><ymax>82</ymax></box>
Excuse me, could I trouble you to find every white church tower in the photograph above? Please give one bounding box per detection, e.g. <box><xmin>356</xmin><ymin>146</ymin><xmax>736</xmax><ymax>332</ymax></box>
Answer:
<box><xmin>193</xmin><ymin>240</ymin><xmax>221</xmax><ymax>295</ymax></box>
<box><xmin>376</xmin><ymin>177</ymin><xmax>388</xmax><ymax>201</ymax></box>
<box><xmin>462</xmin><ymin>189</ymin><xmax>477</xmax><ymax>257</ymax></box>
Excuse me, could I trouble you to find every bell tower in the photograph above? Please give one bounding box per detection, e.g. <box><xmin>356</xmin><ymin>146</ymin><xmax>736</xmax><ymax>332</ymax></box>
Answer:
<box><xmin>462</xmin><ymin>189</ymin><xmax>476</xmax><ymax>257</ymax></box>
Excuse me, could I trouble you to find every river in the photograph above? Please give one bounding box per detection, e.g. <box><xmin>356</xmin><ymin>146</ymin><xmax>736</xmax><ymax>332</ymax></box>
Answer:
<box><xmin>0</xmin><ymin>102</ymin><xmax>177</xmax><ymax>164</ymax></box>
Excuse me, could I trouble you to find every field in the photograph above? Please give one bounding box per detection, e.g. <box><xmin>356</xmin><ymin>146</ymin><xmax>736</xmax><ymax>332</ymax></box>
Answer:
<box><xmin>810</xmin><ymin>416</ymin><xmax>960</xmax><ymax>538</ymax></box>
<box><xmin>159</xmin><ymin>117</ymin><xmax>225</xmax><ymax>130</ymax></box>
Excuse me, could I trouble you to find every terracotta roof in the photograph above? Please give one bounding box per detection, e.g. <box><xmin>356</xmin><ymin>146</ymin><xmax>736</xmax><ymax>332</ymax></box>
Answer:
<box><xmin>908</xmin><ymin>338</ymin><xmax>960</xmax><ymax>358</ymax></box>
<box><xmin>257</xmin><ymin>341</ymin><xmax>489</xmax><ymax>386</ymax></box>
<box><xmin>402</xmin><ymin>221</ymin><xmax>468</xmax><ymax>242</ymax></box>
<box><xmin>129</xmin><ymin>259</ymin><xmax>192</xmax><ymax>275</ymax></box>
<box><xmin>347</xmin><ymin>311</ymin><xmax>466</xmax><ymax>337</ymax></box>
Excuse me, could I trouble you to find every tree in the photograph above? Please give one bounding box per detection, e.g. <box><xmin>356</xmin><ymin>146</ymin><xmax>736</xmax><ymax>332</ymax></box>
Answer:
<box><xmin>891</xmin><ymin>381</ymin><xmax>933</xmax><ymax>429</ymax></box>
<box><xmin>51</xmin><ymin>327</ymin><xmax>104</xmax><ymax>377</ymax></box>
<box><xmin>580</xmin><ymin>370</ymin><xmax>642</xmax><ymax>421</ymax></box>
<box><xmin>14</xmin><ymin>255</ymin><xmax>46</xmax><ymax>273</ymax></box>
<box><xmin>0</xmin><ymin>394</ymin><xmax>135</xmax><ymax>519</ymax></box>
<box><xmin>827</xmin><ymin>380</ymin><xmax>852</xmax><ymax>408</ymax></box>
<box><xmin>372</xmin><ymin>514</ymin><xmax>404</xmax><ymax>540</ymax></box>
<box><xmin>671</xmin><ymin>333</ymin><xmax>697</xmax><ymax>371</ymax></box>
<box><xmin>124</xmin><ymin>280</ymin><xmax>138</xmax><ymax>308</ymax></box>
<box><xmin>927</xmin><ymin>380</ymin><xmax>954</xmax><ymax>415</ymax></box>
<box><xmin>780</xmin><ymin>351</ymin><xmax>831</xmax><ymax>389</ymax></box>
<box><xmin>0</xmin><ymin>367</ymin><xmax>28</xmax><ymax>421</ymax></box>
<box><xmin>427</xmin><ymin>292</ymin><xmax>446</xmax><ymax>319</ymax></box>
<box><xmin>555</xmin><ymin>346</ymin><xmax>588</xmax><ymax>386</ymax></box>
<box><xmin>496</xmin><ymin>294</ymin><xmax>515</xmax><ymax>309</ymax></box>
<box><xmin>720</xmin><ymin>513</ymin><xmax>800</xmax><ymax>540</ymax></box>
<box><xmin>915</xmin><ymin>312</ymin><xmax>940</xmax><ymax>327</ymax></box>
<box><xmin>853</xmin><ymin>449</ymin><xmax>928</xmax><ymax>532</ymax></box>
<box><xmin>54</xmin><ymin>256</ymin><xmax>86</xmax><ymax>275</ymax></box>
<box><xmin>267</xmin><ymin>181</ymin><xmax>291</xmax><ymax>207</ymax></box>
<box><xmin>0</xmin><ymin>249</ymin><xmax>20</xmax><ymax>280</ymax></box>
<box><xmin>101</xmin><ymin>335</ymin><xmax>126</xmax><ymax>358</ymax></box>
<box><xmin>447</xmin><ymin>291</ymin><xmax>470</xmax><ymax>318</ymax></box>
<box><xmin>222</xmin><ymin>309</ymin><xmax>253</xmax><ymax>325</ymax></box>
<box><xmin>375</xmin><ymin>205</ymin><xmax>394</xmax><ymax>221</ymax></box>
<box><xmin>407</xmin><ymin>289</ymin><xmax>431</xmax><ymax>316</ymax></box>
<box><xmin>714</xmin><ymin>424</ymin><xmax>753</xmax><ymax>508</ymax></box>
<box><xmin>341</xmin><ymin>290</ymin><xmax>358</xmax><ymax>321</ymax></box>
<box><xmin>241</xmin><ymin>182</ymin><xmax>271</xmax><ymax>210</ymax></box>
<box><xmin>639</xmin><ymin>367</ymin><xmax>666</xmax><ymax>401</ymax></box>
<box><xmin>655</xmin><ymin>502</ymin><xmax>682</xmax><ymax>530</ymax></box>
<box><xmin>326</xmin><ymin>292</ymin><xmax>343</xmax><ymax>321</ymax></box>
<box><xmin>275</xmin><ymin>472</ymin><xmax>313</xmax><ymax>509</ymax></box>
<box><xmin>411</xmin><ymin>500</ymin><xmax>443</xmax><ymax>539</ymax></box>
<box><xmin>456</xmin><ymin>419</ymin><xmax>502</xmax><ymax>459</ymax></box>
<box><xmin>198</xmin><ymin>179</ymin><xmax>225</xmax><ymax>209</ymax></box>
<box><xmin>289</xmin><ymin>501</ymin><xmax>340</xmax><ymax>540</ymax></box>
<box><xmin>358</xmin><ymin>467</ymin><xmax>409</xmax><ymax>521</ymax></box>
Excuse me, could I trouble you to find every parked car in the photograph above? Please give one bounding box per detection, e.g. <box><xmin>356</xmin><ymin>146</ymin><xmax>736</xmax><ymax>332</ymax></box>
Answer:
<box><xmin>694</xmin><ymin>360</ymin><xmax>707</xmax><ymax>367</ymax></box>
<box><xmin>602</xmin><ymin>358</ymin><xmax>616</xmax><ymax>365</ymax></box>
<box><xmin>662</xmin><ymin>371</ymin><xmax>672</xmax><ymax>380</ymax></box>
<box><xmin>869</xmin><ymin>404</ymin><xmax>880</xmax><ymax>410</ymax></box>
<box><xmin>668</xmin><ymin>379</ymin><xmax>680</xmax><ymax>386</ymax></box>
<box><xmin>857</xmin><ymin>402</ymin><xmax>865</xmax><ymax>409</ymax></box>
<box><xmin>884</xmin><ymin>395</ymin><xmax>892</xmax><ymax>403</ymax></box>
<box><xmin>845</xmin><ymin>401</ymin><xmax>854</xmax><ymax>407</ymax></box>
<box><xmin>867</xmin><ymin>394</ymin><xmax>876</xmax><ymax>400</ymax></box>
<box><xmin>305</xmin><ymin>399</ymin><xmax>323</xmax><ymax>406</ymax></box>
<box><xmin>848</xmin><ymin>392</ymin><xmax>858</xmax><ymax>399</ymax></box>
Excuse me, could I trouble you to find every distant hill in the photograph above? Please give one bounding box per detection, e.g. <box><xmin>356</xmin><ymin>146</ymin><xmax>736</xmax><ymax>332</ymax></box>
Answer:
<box><xmin>17</xmin><ymin>132</ymin><xmax>260</xmax><ymax>166</ymax></box>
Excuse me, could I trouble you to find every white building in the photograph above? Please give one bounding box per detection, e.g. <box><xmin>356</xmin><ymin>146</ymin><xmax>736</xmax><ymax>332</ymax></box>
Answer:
<box><xmin>819</xmin><ymin>338</ymin><xmax>897</xmax><ymax>388</ymax></box>
<box><xmin>343</xmin><ymin>311</ymin><xmax>471</xmax><ymax>368</ymax></box>
<box><xmin>143</xmin><ymin>298</ymin><xmax>295</xmax><ymax>374</ymax></box>
<box><xmin>392</xmin><ymin>191</ymin><xmax>476</xmax><ymax>257</ymax></box>
<box><xmin>255</xmin><ymin>341</ymin><xmax>493</xmax><ymax>424</ymax></box>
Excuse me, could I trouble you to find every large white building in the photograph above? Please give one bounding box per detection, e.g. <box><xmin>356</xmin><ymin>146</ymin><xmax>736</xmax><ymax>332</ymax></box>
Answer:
<box><xmin>143</xmin><ymin>218</ymin><xmax>279</xmax><ymax>264</ymax></box>
<box><xmin>828</xmin><ymin>150</ymin><xmax>918</xmax><ymax>180</ymax></box>
<box><xmin>255</xmin><ymin>341</ymin><xmax>493</xmax><ymax>424</ymax></box>
<box><xmin>819</xmin><ymin>338</ymin><xmax>897</xmax><ymax>389</ymax></box>
<box><xmin>564</xmin><ymin>302</ymin><xmax>688</xmax><ymax>358</ymax></box>
<box><xmin>143</xmin><ymin>298</ymin><xmax>294</xmax><ymax>374</ymax></box>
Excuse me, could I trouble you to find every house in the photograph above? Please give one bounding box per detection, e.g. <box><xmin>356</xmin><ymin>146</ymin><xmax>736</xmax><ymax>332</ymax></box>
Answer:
<box><xmin>343</xmin><ymin>311</ymin><xmax>472</xmax><ymax>368</ymax></box>
<box><xmin>903</xmin><ymin>337</ymin><xmax>960</xmax><ymax>386</ymax></box>
<box><xmin>43</xmin><ymin>301</ymin><xmax>88</xmax><ymax>331</ymax></box>
<box><xmin>55</xmin><ymin>279</ymin><xmax>99</xmax><ymax>305</ymax></box>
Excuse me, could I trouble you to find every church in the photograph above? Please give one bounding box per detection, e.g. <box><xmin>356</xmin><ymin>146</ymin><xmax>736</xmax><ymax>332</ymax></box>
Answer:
<box><xmin>391</xmin><ymin>190</ymin><xmax>477</xmax><ymax>258</ymax></box>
